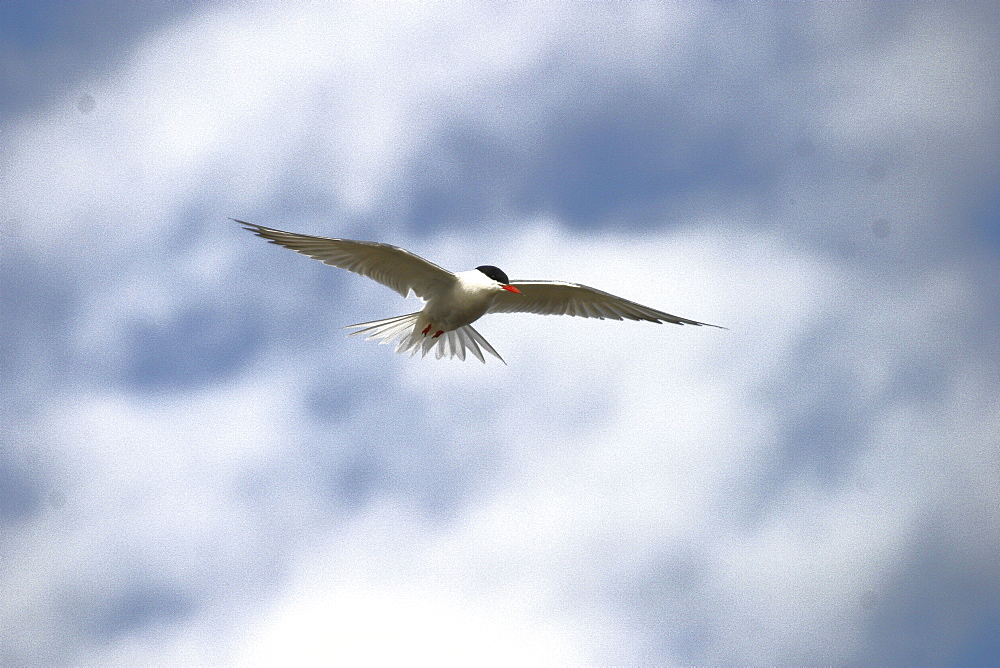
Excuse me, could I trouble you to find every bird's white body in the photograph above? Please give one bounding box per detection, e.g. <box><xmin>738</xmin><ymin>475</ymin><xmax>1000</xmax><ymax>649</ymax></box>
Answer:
<box><xmin>237</xmin><ymin>220</ymin><xmax>722</xmax><ymax>363</ymax></box>
<box><xmin>419</xmin><ymin>269</ymin><xmax>503</xmax><ymax>333</ymax></box>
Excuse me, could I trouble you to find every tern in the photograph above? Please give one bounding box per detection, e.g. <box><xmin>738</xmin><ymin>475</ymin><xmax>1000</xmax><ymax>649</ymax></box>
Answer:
<box><xmin>237</xmin><ymin>220</ymin><xmax>722</xmax><ymax>364</ymax></box>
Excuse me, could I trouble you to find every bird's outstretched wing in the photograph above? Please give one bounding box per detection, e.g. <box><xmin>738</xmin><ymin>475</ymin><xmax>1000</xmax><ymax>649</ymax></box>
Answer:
<box><xmin>236</xmin><ymin>220</ymin><xmax>454</xmax><ymax>299</ymax></box>
<box><xmin>488</xmin><ymin>280</ymin><xmax>724</xmax><ymax>327</ymax></box>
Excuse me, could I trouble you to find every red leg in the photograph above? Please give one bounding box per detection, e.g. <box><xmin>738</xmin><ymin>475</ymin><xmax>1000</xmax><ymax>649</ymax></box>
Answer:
<box><xmin>421</xmin><ymin>323</ymin><xmax>432</xmax><ymax>336</ymax></box>
<box><xmin>433</xmin><ymin>330</ymin><xmax>444</xmax><ymax>338</ymax></box>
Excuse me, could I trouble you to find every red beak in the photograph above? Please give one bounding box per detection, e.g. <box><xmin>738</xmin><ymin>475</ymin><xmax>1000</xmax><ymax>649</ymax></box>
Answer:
<box><xmin>502</xmin><ymin>284</ymin><xmax>522</xmax><ymax>294</ymax></box>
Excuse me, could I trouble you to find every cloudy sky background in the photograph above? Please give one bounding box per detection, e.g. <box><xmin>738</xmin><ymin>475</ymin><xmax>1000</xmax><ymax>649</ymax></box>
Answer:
<box><xmin>2</xmin><ymin>1</ymin><xmax>999</xmax><ymax>665</ymax></box>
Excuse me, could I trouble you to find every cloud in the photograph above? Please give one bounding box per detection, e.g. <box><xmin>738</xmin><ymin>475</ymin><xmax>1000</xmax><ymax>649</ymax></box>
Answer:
<box><xmin>1</xmin><ymin>1</ymin><xmax>998</xmax><ymax>665</ymax></box>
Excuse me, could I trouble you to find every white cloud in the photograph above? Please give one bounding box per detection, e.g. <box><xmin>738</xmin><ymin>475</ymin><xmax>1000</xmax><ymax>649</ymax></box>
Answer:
<box><xmin>234</xmin><ymin>502</ymin><xmax>593</xmax><ymax>667</ymax></box>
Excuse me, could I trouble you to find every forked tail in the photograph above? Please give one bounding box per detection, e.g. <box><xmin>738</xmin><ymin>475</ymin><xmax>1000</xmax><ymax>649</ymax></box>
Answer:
<box><xmin>344</xmin><ymin>312</ymin><xmax>505</xmax><ymax>364</ymax></box>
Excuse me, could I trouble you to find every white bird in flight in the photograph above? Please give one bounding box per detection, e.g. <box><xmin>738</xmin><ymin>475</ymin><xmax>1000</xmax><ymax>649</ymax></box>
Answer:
<box><xmin>237</xmin><ymin>220</ymin><xmax>723</xmax><ymax>364</ymax></box>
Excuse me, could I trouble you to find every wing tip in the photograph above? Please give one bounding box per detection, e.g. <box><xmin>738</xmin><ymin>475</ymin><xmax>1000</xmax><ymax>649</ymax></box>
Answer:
<box><xmin>663</xmin><ymin>318</ymin><xmax>727</xmax><ymax>329</ymax></box>
<box><xmin>688</xmin><ymin>320</ymin><xmax>727</xmax><ymax>330</ymax></box>
<box><xmin>231</xmin><ymin>217</ymin><xmax>266</xmax><ymax>235</ymax></box>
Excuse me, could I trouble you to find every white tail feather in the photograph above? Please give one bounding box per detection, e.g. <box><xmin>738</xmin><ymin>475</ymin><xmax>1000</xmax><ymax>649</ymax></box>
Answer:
<box><xmin>344</xmin><ymin>313</ymin><xmax>505</xmax><ymax>364</ymax></box>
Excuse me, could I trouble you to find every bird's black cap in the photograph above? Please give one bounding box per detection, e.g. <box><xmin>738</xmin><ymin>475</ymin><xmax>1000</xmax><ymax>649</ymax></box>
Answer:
<box><xmin>476</xmin><ymin>265</ymin><xmax>511</xmax><ymax>285</ymax></box>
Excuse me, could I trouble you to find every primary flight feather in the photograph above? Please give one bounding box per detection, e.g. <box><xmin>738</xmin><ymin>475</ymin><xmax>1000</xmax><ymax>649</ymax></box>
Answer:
<box><xmin>237</xmin><ymin>219</ymin><xmax>722</xmax><ymax>364</ymax></box>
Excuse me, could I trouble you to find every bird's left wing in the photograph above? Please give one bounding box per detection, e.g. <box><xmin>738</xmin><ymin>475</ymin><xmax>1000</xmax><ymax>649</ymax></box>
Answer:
<box><xmin>237</xmin><ymin>220</ymin><xmax>454</xmax><ymax>299</ymax></box>
<box><xmin>488</xmin><ymin>280</ymin><xmax>724</xmax><ymax>327</ymax></box>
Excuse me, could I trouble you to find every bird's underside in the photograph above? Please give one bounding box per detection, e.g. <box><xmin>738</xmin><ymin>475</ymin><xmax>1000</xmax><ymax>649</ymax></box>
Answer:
<box><xmin>237</xmin><ymin>219</ymin><xmax>723</xmax><ymax>364</ymax></box>
<box><xmin>344</xmin><ymin>312</ymin><xmax>506</xmax><ymax>364</ymax></box>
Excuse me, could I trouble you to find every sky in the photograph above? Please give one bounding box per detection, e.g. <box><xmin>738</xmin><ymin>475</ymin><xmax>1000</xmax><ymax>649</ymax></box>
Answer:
<box><xmin>2</xmin><ymin>1</ymin><xmax>999</xmax><ymax>665</ymax></box>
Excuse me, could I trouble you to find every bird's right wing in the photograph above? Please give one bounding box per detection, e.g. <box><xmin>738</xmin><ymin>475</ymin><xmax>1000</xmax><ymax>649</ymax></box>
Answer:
<box><xmin>489</xmin><ymin>280</ymin><xmax>724</xmax><ymax>327</ymax></box>
<box><xmin>236</xmin><ymin>220</ymin><xmax>455</xmax><ymax>299</ymax></box>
